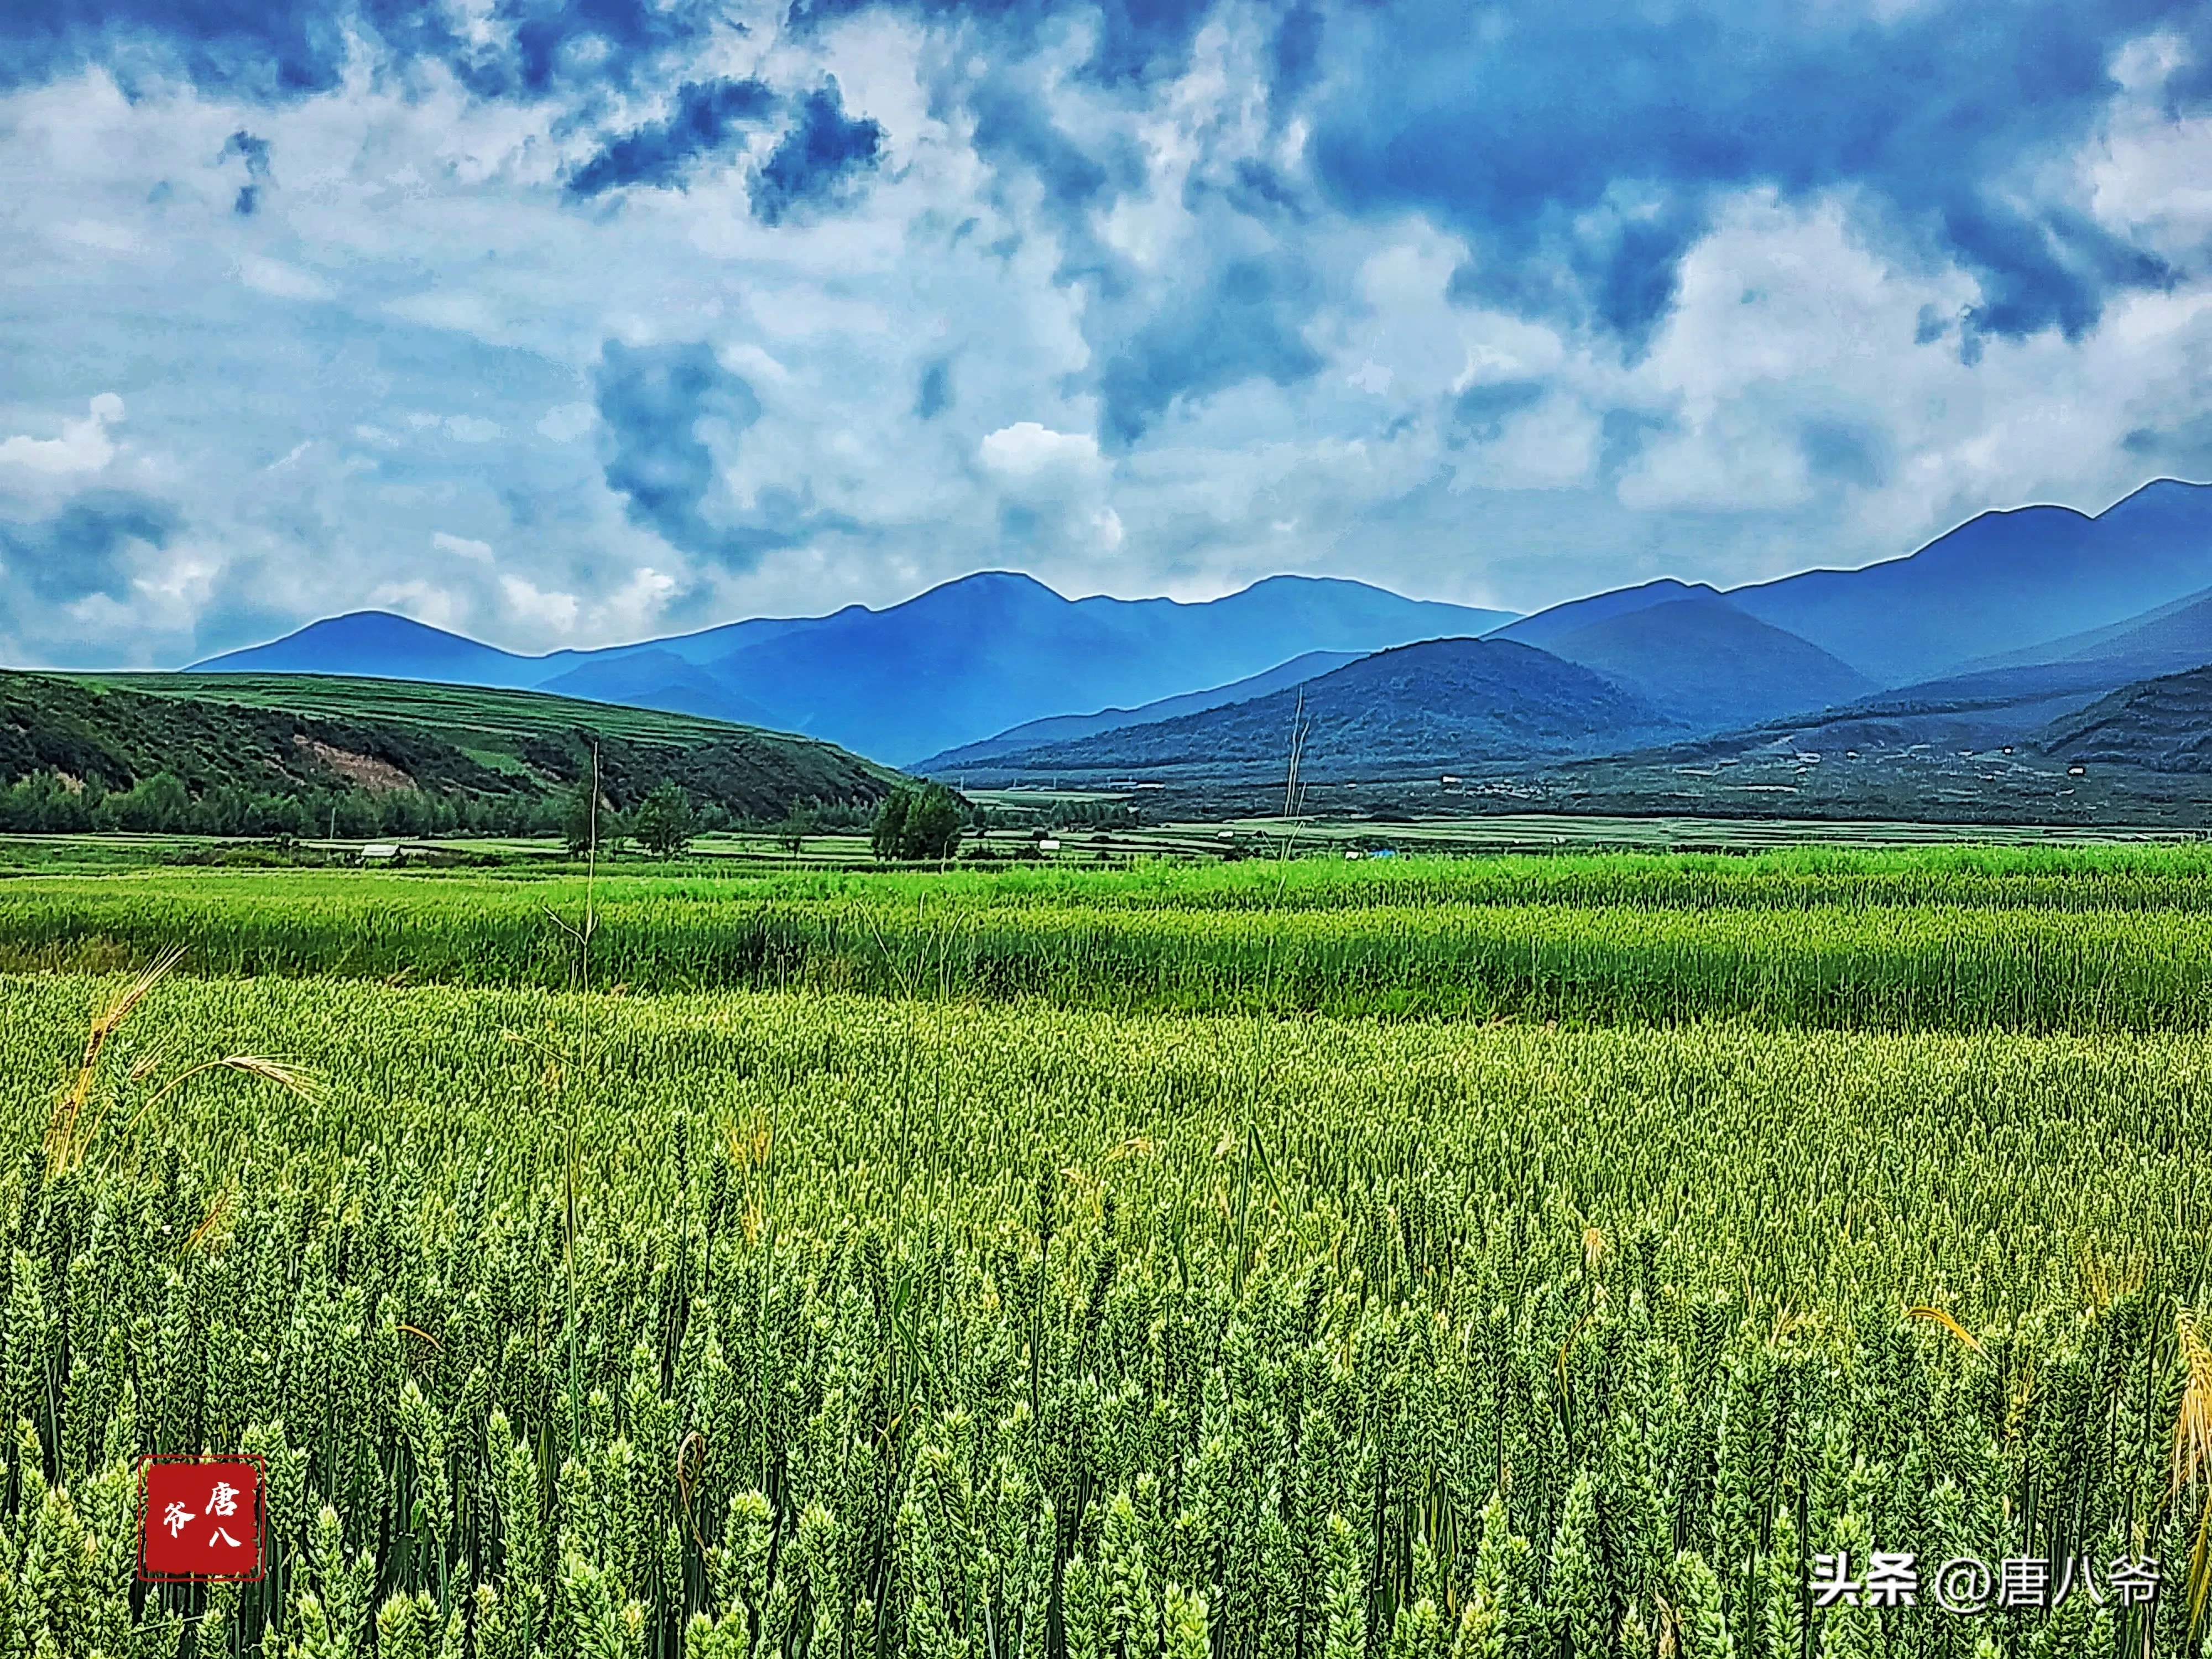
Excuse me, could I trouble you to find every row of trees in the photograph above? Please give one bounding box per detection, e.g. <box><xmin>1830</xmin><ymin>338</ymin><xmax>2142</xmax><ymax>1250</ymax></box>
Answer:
<box><xmin>0</xmin><ymin>767</ymin><xmax>872</xmax><ymax>852</ymax></box>
<box><xmin>0</xmin><ymin>770</ymin><xmax>561</xmax><ymax>840</ymax></box>
<box><xmin>559</xmin><ymin>781</ymin><xmax>978</xmax><ymax>864</ymax></box>
<box><xmin>565</xmin><ymin>779</ymin><xmax>975</xmax><ymax>863</ymax></box>
<box><xmin>559</xmin><ymin>779</ymin><xmax>709</xmax><ymax>859</ymax></box>
<box><xmin>561</xmin><ymin>783</ymin><xmax>874</xmax><ymax>858</ymax></box>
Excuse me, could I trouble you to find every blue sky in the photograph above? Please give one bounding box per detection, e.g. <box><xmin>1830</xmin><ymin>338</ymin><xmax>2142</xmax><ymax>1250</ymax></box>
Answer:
<box><xmin>4</xmin><ymin>0</ymin><xmax>2212</xmax><ymax>666</ymax></box>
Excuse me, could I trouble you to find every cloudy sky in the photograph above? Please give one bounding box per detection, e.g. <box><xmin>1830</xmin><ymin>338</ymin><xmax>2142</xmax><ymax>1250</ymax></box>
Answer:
<box><xmin>5</xmin><ymin>0</ymin><xmax>2212</xmax><ymax>666</ymax></box>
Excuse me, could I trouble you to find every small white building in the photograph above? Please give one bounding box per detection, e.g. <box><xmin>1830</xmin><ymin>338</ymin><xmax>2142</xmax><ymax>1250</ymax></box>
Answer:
<box><xmin>359</xmin><ymin>843</ymin><xmax>400</xmax><ymax>862</ymax></box>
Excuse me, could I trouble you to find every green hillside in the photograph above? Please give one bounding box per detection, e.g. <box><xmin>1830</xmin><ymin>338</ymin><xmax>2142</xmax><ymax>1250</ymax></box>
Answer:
<box><xmin>2038</xmin><ymin>662</ymin><xmax>2212</xmax><ymax>771</ymax></box>
<box><xmin>91</xmin><ymin>672</ymin><xmax>766</xmax><ymax>748</ymax></box>
<box><xmin>0</xmin><ymin>670</ymin><xmax>899</xmax><ymax>837</ymax></box>
<box><xmin>947</xmin><ymin>636</ymin><xmax>1678</xmax><ymax>787</ymax></box>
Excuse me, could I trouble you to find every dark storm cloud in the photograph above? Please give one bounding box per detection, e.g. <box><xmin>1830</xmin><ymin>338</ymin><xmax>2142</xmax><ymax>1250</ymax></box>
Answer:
<box><xmin>592</xmin><ymin>339</ymin><xmax>855</xmax><ymax>568</ymax></box>
<box><xmin>1799</xmin><ymin>418</ymin><xmax>1889</xmax><ymax>490</ymax></box>
<box><xmin>776</xmin><ymin>0</ymin><xmax>2212</xmax><ymax>435</ymax></box>
<box><xmin>11</xmin><ymin>0</ymin><xmax>2206</xmax><ymax>363</ymax></box>
<box><xmin>1098</xmin><ymin>254</ymin><xmax>1324</xmax><ymax>446</ymax></box>
<box><xmin>1269</xmin><ymin>4</ymin><xmax>1325</xmax><ymax>103</ymax></box>
<box><xmin>0</xmin><ymin>0</ymin><xmax>730</xmax><ymax>101</ymax></box>
<box><xmin>566</xmin><ymin>77</ymin><xmax>779</xmax><ymax>198</ymax></box>
<box><xmin>0</xmin><ymin>492</ymin><xmax>176</xmax><ymax>603</ymax></box>
<box><xmin>749</xmin><ymin>81</ymin><xmax>885</xmax><ymax>226</ymax></box>
<box><xmin>1306</xmin><ymin>0</ymin><xmax>2208</xmax><ymax>350</ymax></box>
<box><xmin>10</xmin><ymin>0</ymin><xmax>2211</xmax><ymax>508</ymax></box>
<box><xmin>0</xmin><ymin>0</ymin><xmax>348</xmax><ymax>95</ymax></box>
<box><xmin>969</xmin><ymin>73</ymin><xmax>1113</xmax><ymax>213</ymax></box>
<box><xmin>220</xmin><ymin>128</ymin><xmax>270</xmax><ymax>216</ymax></box>
<box><xmin>1449</xmin><ymin>380</ymin><xmax>1544</xmax><ymax>445</ymax></box>
<box><xmin>594</xmin><ymin>339</ymin><xmax>760</xmax><ymax>559</ymax></box>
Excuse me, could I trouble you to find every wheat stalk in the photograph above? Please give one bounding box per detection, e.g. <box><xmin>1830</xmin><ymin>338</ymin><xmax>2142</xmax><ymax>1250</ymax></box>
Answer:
<box><xmin>1905</xmin><ymin>1304</ymin><xmax>1984</xmax><ymax>1353</ymax></box>
<box><xmin>45</xmin><ymin>945</ymin><xmax>185</xmax><ymax>1175</ymax></box>
<box><xmin>2175</xmin><ymin>1308</ymin><xmax>2212</xmax><ymax>1641</ymax></box>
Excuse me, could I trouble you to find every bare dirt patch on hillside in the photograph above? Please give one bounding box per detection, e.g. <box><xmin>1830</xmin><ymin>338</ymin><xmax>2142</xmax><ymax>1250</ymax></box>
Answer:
<box><xmin>294</xmin><ymin>735</ymin><xmax>413</xmax><ymax>792</ymax></box>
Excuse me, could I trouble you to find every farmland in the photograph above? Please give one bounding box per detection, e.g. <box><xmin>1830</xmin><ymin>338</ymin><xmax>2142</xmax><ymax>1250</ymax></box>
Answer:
<box><xmin>1</xmin><ymin>847</ymin><xmax>2208</xmax><ymax>1657</ymax></box>
<box><xmin>10</xmin><ymin>846</ymin><xmax>2212</xmax><ymax>1026</ymax></box>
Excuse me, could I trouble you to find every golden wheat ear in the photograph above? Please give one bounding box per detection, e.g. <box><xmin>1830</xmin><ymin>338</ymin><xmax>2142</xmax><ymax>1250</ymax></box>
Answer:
<box><xmin>2177</xmin><ymin>1309</ymin><xmax>2212</xmax><ymax>1642</ymax></box>
<box><xmin>1905</xmin><ymin>1304</ymin><xmax>1983</xmax><ymax>1353</ymax></box>
<box><xmin>45</xmin><ymin>944</ymin><xmax>188</xmax><ymax>1177</ymax></box>
<box><xmin>117</xmin><ymin>1053</ymin><xmax>326</xmax><ymax>1146</ymax></box>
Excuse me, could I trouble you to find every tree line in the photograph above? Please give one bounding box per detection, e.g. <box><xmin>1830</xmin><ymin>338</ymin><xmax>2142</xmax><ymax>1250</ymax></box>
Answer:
<box><xmin>0</xmin><ymin>767</ymin><xmax>872</xmax><ymax>848</ymax></box>
<box><xmin>0</xmin><ymin>764</ymin><xmax>977</xmax><ymax>865</ymax></box>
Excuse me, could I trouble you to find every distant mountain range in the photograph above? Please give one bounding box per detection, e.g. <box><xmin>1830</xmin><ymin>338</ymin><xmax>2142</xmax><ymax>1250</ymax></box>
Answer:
<box><xmin>935</xmin><ymin>479</ymin><xmax>2212</xmax><ymax>790</ymax></box>
<box><xmin>178</xmin><ymin>477</ymin><xmax>2212</xmax><ymax>804</ymax></box>
<box><xmin>1724</xmin><ymin>479</ymin><xmax>2212</xmax><ymax>684</ymax></box>
<box><xmin>194</xmin><ymin>574</ymin><xmax>1512</xmax><ymax>766</ymax></box>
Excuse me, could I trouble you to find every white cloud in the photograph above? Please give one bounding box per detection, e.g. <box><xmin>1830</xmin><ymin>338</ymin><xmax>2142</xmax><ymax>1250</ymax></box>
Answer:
<box><xmin>1455</xmin><ymin>395</ymin><xmax>1601</xmax><ymax>494</ymax></box>
<box><xmin>51</xmin><ymin>219</ymin><xmax>143</xmax><ymax>254</ymax></box>
<box><xmin>1349</xmin><ymin>360</ymin><xmax>1391</xmax><ymax>395</ymax></box>
<box><xmin>536</xmin><ymin>403</ymin><xmax>596</xmax><ymax>444</ymax></box>
<box><xmin>238</xmin><ymin>256</ymin><xmax>334</xmax><ymax>301</ymax></box>
<box><xmin>978</xmin><ymin>422</ymin><xmax>1124</xmax><ymax>556</ymax></box>
<box><xmin>978</xmin><ymin>421</ymin><xmax>1106</xmax><ymax>481</ymax></box>
<box><xmin>0</xmin><ymin>393</ymin><xmax>125</xmax><ymax>477</ymax></box>
<box><xmin>362</xmin><ymin>579</ymin><xmax>466</xmax><ymax>632</ymax></box>
<box><xmin>498</xmin><ymin>572</ymin><xmax>581</xmax><ymax>633</ymax></box>
<box><xmin>432</xmin><ymin>530</ymin><xmax>495</xmax><ymax>562</ymax></box>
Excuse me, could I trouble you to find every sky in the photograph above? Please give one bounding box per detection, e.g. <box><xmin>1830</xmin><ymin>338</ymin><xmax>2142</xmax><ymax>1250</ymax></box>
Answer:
<box><xmin>5</xmin><ymin>0</ymin><xmax>2212</xmax><ymax>667</ymax></box>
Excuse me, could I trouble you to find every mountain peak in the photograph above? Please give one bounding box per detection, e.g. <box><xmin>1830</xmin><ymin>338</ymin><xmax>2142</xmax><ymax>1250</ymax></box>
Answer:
<box><xmin>911</xmin><ymin>569</ymin><xmax>1068</xmax><ymax>602</ymax></box>
<box><xmin>190</xmin><ymin>608</ymin><xmax>545</xmax><ymax>683</ymax></box>
<box><xmin>288</xmin><ymin>611</ymin><xmax>479</xmax><ymax>644</ymax></box>
<box><xmin>2094</xmin><ymin>476</ymin><xmax>2212</xmax><ymax>520</ymax></box>
<box><xmin>1493</xmin><ymin>575</ymin><xmax>1717</xmax><ymax>649</ymax></box>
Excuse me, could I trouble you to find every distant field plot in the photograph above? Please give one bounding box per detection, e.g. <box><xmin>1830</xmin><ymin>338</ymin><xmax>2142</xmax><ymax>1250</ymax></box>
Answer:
<box><xmin>7</xmin><ymin>846</ymin><xmax>2212</xmax><ymax>1026</ymax></box>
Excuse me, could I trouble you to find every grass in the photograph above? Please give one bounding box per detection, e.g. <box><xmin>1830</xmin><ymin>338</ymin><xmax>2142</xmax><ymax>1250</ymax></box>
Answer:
<box><xmin>6</xmin><ymin>847</ymin><xmax>2212</xmax><ymax>1027</ymax></box>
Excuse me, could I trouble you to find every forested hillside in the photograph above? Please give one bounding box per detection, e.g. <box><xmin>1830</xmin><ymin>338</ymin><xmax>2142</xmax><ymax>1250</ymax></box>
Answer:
<box><xmin>0</xmin><ymin>671</ymin><xmax>898</xmax><ymax>838</ymax></box>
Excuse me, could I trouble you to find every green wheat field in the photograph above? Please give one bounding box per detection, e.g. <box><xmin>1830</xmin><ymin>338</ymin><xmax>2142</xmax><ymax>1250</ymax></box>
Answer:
<box><xmin>3</xmin><ymin>846</ymin><xmax>2210</xmax><ymax>1658</ymax></box>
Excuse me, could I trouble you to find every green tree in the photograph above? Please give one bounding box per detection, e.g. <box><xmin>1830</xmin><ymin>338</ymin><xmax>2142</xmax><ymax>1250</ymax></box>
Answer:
<box><xmin>112</xmin><ymin>771</ymin><xmax>190</xmax><ymax>834</ymax></box>
<box><xmin>900</xmin><ymin>783</ymin><xmax>964</xmax><ymax>862</ymax></box>
<box><xmin>773</xmin><ymin>802</ymin><xmax>817</xmax><ymax>856</ymax></box>
<box><xmin>633</xmin><ymin>781</ymin><xmax>698</xmax><ymax>859</ymax></box>
<box><xmin>871</xmin><ymin>790</ymin><xmax>911</xmax><ymax>862</ymax></box>
<box><xmin>562</xmin><ymin>776</ymin><xmax>603</xmax><ymax>858</ymax></box>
